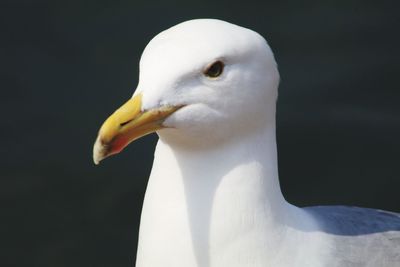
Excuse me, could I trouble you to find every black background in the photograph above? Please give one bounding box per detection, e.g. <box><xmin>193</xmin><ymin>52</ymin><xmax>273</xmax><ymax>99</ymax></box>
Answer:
<box><xmin>2</xmin><ymin>1</ymin><xmax>399</xmax><ymax>266</ymax></box>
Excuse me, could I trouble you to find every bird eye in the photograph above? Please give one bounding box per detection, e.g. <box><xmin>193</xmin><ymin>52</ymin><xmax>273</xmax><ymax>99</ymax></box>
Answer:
<box><xmin>204</xmin><ymin>61</ymin><xmax>224</xmax><ymax>78</ymax></box>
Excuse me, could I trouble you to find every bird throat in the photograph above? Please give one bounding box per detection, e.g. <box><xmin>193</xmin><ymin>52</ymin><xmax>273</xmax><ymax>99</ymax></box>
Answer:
<box><xmin>134</xmin><ymin>125</ymin><xmax>311</xmax><ymax>267</ymax></box>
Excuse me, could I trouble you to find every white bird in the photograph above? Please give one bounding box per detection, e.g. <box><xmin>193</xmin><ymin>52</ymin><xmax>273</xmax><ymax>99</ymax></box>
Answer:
<box><xmin>93</xmin><ymin>19</ymin><xmax>400</xmax><ymax>267</ymax></box>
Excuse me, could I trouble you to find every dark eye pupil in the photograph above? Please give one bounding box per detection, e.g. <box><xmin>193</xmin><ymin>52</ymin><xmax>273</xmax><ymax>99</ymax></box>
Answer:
<box><xmin>205</xmin><ymin>61</ymin><xmax>224</xmax><ymax>78</ymax></box>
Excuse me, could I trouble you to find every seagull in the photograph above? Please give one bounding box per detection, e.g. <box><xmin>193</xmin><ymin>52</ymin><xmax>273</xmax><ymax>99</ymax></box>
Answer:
<box><xmin>93</xmin><ymin>19</ymin><xmax>400</xmax><ymax>267</ymax></box>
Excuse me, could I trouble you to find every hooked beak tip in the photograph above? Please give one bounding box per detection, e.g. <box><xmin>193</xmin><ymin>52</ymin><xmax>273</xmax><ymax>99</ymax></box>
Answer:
<box><xmin>93</xmin><ymin>136</ymin><xmax>106</xmax><ymax>165</ymax></box>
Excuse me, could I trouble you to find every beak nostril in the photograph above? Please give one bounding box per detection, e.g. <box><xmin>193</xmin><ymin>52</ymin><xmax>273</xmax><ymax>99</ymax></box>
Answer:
<box><xmin>120</xmin><ymin>119</ymin><xmax>133</xmax><ymax>127</ymax></box>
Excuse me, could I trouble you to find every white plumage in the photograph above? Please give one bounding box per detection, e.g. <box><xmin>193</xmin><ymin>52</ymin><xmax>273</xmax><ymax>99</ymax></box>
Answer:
<box><xmin>94</xmin><ymin>19</ymin><xmax>400</xmax><ymax>267</ymax></box>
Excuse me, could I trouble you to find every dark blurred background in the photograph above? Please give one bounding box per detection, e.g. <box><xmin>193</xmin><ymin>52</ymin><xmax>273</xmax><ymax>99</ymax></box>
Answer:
<box><xmin>1</xmin><ymin>0</ymin><xmax>399</xmax><ymax>266</ymax></box>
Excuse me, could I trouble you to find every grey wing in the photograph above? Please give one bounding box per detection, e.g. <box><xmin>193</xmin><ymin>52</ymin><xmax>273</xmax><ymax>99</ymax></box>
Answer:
<box><xmin>306</xmin><ymin>206</ymin><xmax>400</xmax><ymax>267</ymax></box>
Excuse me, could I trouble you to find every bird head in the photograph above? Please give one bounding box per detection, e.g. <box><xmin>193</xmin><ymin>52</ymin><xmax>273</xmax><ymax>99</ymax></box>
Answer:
<box><xmin>93</xmin><ymin>19</ymin><xmax>279</xmax><ymax>164</ymax></box>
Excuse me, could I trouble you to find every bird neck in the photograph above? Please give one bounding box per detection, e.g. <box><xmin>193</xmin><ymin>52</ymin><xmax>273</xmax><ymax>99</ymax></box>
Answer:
<box><xmin>167</xmin><ymin>123</ymin><xmax>287</xmax><ymax>222</ymax></box>
<box><xmin>137</xmin><ymin>123</ymin><xmax>315</xmax><ymax>266</ymax></box>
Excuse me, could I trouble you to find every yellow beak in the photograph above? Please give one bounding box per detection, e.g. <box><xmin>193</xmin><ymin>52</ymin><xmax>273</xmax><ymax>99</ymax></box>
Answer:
<box><xmin>93</xmin><ymin>93</ymin><xmax>182</xmax><ymax>164</ymax></box>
